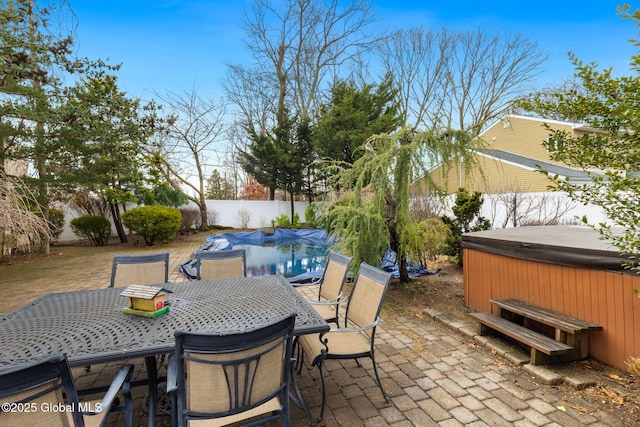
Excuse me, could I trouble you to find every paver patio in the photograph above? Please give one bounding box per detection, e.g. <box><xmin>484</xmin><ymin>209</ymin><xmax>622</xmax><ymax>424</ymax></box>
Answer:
<box><xmin>0</xmin><ymin>233</ymin><xmax>631</xmax><ymax>426</ymax></box>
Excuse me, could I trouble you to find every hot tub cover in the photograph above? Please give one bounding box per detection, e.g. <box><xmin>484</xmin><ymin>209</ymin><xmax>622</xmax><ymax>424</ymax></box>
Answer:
<box><xmin>462</xmin><ymin>225</ymin><xmax>631</xmax><ymax>271</ymax></box>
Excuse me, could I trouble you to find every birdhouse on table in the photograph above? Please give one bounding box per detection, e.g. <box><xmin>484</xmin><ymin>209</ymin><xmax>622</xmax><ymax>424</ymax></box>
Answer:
<box><xmin>120</xmin><ymin>285</ymin><xmax>171</xmax><ymax>317</ymax></box>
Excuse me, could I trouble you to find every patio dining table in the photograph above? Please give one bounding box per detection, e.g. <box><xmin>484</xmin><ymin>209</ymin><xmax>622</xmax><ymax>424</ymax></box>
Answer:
<box><xmin>0</xmin><ymin>274</ymin><xmax>329</xmax><ymax>426</ymax></box>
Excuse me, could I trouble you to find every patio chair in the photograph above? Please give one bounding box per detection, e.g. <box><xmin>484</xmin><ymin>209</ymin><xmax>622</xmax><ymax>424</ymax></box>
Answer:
<box><xmin>109</xmin><ymin>251</ymin><xmax>170</xmax><ymax>288</ymax></box>
<box><xmin>195</xmin><ymin>248</ymin><xmax>246</xmax><ymax>280</ymax></box>
<box><xmin>305</xmin><ymin>251</ymin><xmax>353</xmax><ymax>325</ymax></box>
<box><xmin>0</xmin><ymin>353</ymin><xmax>134</xmax><ymax>427</ymax></box>
<box><xmin>167</xmin><ymin>313</ymin><xmax>297</xmax><ymax>427</ymax></box>
<box><xmin>297</xmin><ymin>262</ymin><xmax>392</xmax><ymax>421</ymax></box>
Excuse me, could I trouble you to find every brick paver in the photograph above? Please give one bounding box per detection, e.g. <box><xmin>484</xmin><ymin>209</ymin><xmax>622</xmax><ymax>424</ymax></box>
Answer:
<box><xmin>0</xmin><ymin>233</ymin><xmax>631</xmax><ymax>426</ymax></box>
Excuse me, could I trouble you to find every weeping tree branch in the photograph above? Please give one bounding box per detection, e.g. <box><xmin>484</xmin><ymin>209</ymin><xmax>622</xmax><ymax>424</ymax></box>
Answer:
<box><xmin>0</xmin><ymin>173</ymin><xmax>51</xmax><ymax>257</ymax></box>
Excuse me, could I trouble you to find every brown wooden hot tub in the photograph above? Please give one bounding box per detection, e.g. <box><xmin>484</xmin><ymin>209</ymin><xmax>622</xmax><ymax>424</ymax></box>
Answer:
<box><xmin>462</xmin><ymin>225</ymin><xmax>640</xmax><ymax>371</ymax></box>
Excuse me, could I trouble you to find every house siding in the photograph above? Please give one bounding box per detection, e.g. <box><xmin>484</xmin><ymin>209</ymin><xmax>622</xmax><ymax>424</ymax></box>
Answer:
<box><xmin>426</xmin><ymin>150</ymin><xmax>555</xmax><ymax>194</ymax></box>
<box><xmin>422</xmin><ymin>115</ymin><xmax>589</xmax><ymax>195</ymax></box>
<box><xmin>482</xmin><ymin>116</ymin><xmax>574</xmax><ymax>167</ymax></box>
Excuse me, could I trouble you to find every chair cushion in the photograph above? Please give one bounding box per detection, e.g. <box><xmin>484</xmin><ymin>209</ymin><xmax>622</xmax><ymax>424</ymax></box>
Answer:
<box><xmin>300</xmin><ymin>330</ymin><xmax>371</xmax><ymax>363</ymax></box>
<box><xmin>187</xmin><ymin>397</ymin><xmax>281</xmax><ymax>427</ymax></box>
<box><xmin>312</xmin><ymin>304</ymin><xmax>337</xmax><ymax>321</ymax></box>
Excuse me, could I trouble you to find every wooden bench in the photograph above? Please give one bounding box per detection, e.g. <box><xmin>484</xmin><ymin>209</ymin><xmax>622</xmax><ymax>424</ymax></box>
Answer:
<box><xmin>491</xmin><ymin>299</ymin><xmax>602</xmax><ymax>360</ymax></box>
<box><xmin>469</xmin><ymin>312</ymin><xmax>573</xmax><ymax>365</ymax></box>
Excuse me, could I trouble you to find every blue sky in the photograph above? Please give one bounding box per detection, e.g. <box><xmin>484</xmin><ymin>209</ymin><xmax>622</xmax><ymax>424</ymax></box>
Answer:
<box><xmin>69</xmin><ymin>0</ymin><xmax>637</xmax><ymax>101</ymax></box>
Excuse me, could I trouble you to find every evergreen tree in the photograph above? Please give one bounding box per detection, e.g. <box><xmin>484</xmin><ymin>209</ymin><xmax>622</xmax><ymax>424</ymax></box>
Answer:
<box><xmin>59</xmin><ymin>74</ymin><xmax>157</xmax><ymax>243</ymax></box>
<box><xmin>239</xmin><ymin>107</ymin><xmax>310</xmax><ymax>220</ymax></box>
<box><xmin>205</xmin><ymin>170</ymin><xmax>235</xmax><ymax>200</ymax></box>
<box><xmin>0</xmin><ymin>1</ymin><xmax>116</xmax><ymax>251</ymax></box>
<box><xmin>314</xmin><ymin>74</ymin><xmax>402</xmax><ymax>171</ymax></box>
<box><xmin>239</xmin><ymin>129</ymin><xmax>279</xmax><ymax>200</ymax></box>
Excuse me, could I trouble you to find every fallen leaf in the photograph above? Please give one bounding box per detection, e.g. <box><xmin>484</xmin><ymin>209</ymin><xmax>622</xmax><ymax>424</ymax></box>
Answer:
<box><xmin>602</xmin><ymin>387</ymin><xmax>616</xmax><ymax>398</ymax></box>
<box><xmin>568</xmin><ymin>404</ymin><xmax>589</xmax><ymax>413</ymax></box>
<box><xmin>557</xmin><ymin>405</ymin><xmax>566</xmax><ymax>411</ymax></box>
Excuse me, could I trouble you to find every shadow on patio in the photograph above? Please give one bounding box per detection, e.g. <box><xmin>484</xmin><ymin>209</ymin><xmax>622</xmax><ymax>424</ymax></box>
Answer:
<box><xmin>0</xmin><ymin>232</ymin><xmax>631</xmax><ymax>426</ymax></box>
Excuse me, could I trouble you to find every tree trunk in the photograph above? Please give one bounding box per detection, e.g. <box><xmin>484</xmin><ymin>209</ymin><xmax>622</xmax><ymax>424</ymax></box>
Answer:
<box><xmin>110</xmin><ymin>202</ymin><xmax>128</xmax><ymax>243</ymax></box>
<box><xmin>398</xmin><ymin>253</ymin><xmax>409</xmax><ymax>283</ymax></box>
<box><xmin>199</xmin><ymin>201</ymin><xmax>208</xmax><ymax>231</ymax></box>
<box><xmin>385</xmin><ymin>191</ymin><xmax>410</xmax><ymax>283</ymax></box>
<box><xmin>289</xmin><ymin>190</ymin><xmax>295</xmax><ymax>225</ymax></box>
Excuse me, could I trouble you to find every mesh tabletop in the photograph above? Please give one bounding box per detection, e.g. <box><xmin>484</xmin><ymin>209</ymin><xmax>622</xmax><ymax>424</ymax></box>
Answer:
<box><xmin>0</xmin><ymin>275</ymin><xmax>328</xmax><ymax>371</ymax></box>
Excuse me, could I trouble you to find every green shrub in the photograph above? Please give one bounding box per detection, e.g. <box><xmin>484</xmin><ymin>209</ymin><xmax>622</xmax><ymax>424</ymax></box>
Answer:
<box><xmin>48</xmin><ymin>208</ymin><xmax>65</xmax><ymax>243</ymax></box>
<box><xmin>442</xmin><ymin>188</ymin><xmax>491</xmax><ymax>264</ymax></box>
<box><xmin>304</xmin><ymin>203</ymin><xmax>324</xmax><ymax>228</ymax></box>
<box><xmin>406</xmin><ymin>217</ymin><xmax>451</xmax><ymax>268</ymax></box>
<box><xmin>292</xmin><ymin>212</ymin><xmax>301</xmax><ymax>228</ymax></box>
<box><xmin>121</xmin><ymin>205</ymin><xmax>182</xmax><ymax>246</ymax></box>
<box><xmin>69</xmin><ymin>215</ymin><xmax>111</xmax><ymax>246</ymax></box>
<box><xmin>271</xmin><ymin>212</ymin><xmax>302</xmax><ymax>229</ymax></box>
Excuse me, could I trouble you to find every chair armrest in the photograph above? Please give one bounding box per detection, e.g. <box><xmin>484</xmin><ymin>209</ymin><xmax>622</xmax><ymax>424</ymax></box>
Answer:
<box><xmin>309</xmin><ymin>294</ymin><xmax>349</xmax><ymax>306</ymax></box>
<box><xmin>309</xmin><ymin>276</ymin><xmax>322</xmax><ymax>285</ymax></box>
<box><xmin>290</xmin><ymin>281</ymin><xmax>321</xmax><ymax>288</ymax></box>
<box><xmin>328</xmin><ymin>317</ymin><xmax>380</xmax><ymax>334</ymax></box>
<box><xmin>166</xmin><ymin>355</ymin><xmax>178</xmax><ymax>394</ymax></box>
<box><xmin>82</xmin><ymin>364</ymin><xmax>133</xmax><ymax>416</ymax></box>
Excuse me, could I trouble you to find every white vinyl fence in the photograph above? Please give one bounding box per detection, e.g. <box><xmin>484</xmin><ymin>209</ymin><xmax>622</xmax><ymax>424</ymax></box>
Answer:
<box><xmin>58</xmin><ymin>192</ymin><xmax>610</xmax><ymax>242</ymax></box>
<box><xmin>440</xmin><ymin>191</ymin><xmax>609</xmax><ymax>229</ymax></box>
<box><xmin>58</xmin><ymin>200</ymin><xmax>310</xmax><ymax>242</ymax></box>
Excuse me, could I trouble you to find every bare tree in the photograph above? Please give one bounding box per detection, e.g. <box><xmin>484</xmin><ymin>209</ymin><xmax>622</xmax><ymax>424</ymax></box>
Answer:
<box><xmin>224</xmin><ymin>0</ymin><xmax>380</xmax><ymax>139</ymax></box>
<box><xmin>224</xmin><ymin>65</ymin><xmax>275</xmax><ymax>134</ymax></box>
<box><xmin>235</xmin><ymin>0</ymin><xmax>380</xmax><ymax>123</ymax></box>
<box><xmin>378</xmin><ymin>27</ymin><xmax>548</xmax><ymax>133</ymax></box>
<box><xmin>410</xmin><ymin>188</ymin><xmax>445</xmax><ymax>221</ymax></box>
<box><xmin>238</xmin><ymin>209</ymin><xmax>252</xmax><ymax>229</ymax></box>
<box><xmin>515</xmin><ymin>78</ymin><xmax>586</xmax><ymax>122</ymax></box>
<box><xmin>151</xmin><ymin>89</ymin><xmax>227</xmax><ymax>230</ymax></box>
<box><xmin>378</xmin><ymin>27</ymin><xmax>452</xmax><ymax>129</ymax></box>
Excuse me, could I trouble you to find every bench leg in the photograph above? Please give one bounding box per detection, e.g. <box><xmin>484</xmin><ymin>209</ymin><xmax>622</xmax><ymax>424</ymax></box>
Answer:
<box><xmin>565</xmin><ymin>334</ymin><xmax>589</xmax><ymax>359</ymax></box>
<box><xmin>478</xmin><ymin>323</ymin><xmax>495</xmax><ymax>336</ymax></box>
<box><xmin>530</xmin><ymin>349</ymin><xmax>548</xmax><ymax>365</ymax></box>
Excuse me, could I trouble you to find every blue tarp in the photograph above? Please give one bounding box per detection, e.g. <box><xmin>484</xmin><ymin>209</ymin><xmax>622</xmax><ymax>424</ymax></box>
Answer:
<box><xmin>179</xmin><ymin>228</ymin><xmax>333</xmax><ymax>281</ymax></box>
<box><xmin>381</xmin><ymin>249</ymin><xmax>440</xmax><ymax>278</ymax></box>
<box><xmin>179</xmin><ymin>228</ymin><xmax>439</xmax><ymax>281</ymax></box>
<box><xmin>204</xmin><ymin>228</ymin><xmax>333</xmax><ymax>249</ymax></box>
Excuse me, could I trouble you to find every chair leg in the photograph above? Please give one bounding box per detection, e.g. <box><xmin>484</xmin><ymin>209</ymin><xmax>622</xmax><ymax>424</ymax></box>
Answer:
<box><xmin>289</xmin><ymin>362</ymin><xmax>317</xmax><ymax>426</ymax></box>
<box><xmin>316</xmin><ymin>361</ymin><xmax>327</xmax><ymax>422</ymax></box>
<box><xmin>370</xmin><ymin>352</ymin><xmax>389</xmax><ymax>402</ymax></box>
<box><xmin>144</xmin><ymin>356</ymin><xmax>159</xmax><ymax>426</ymax></box>
<box><xmin>293</xmin><ymin>337</ymin><xmax>305</xmax><ymax>375</ymax></box>
<box><xmin>123</xmin><ymin>376</ymin><xmax>133</xmax><ymax>427</ymax></box>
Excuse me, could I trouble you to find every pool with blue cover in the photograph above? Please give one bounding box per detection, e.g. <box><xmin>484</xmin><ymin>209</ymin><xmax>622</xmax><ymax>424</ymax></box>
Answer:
<box><xmin>179</xmin><ymin>228</ymin><xmax>333</xmax><ymax>282</ymax></box>
<box><xmin>179</xmin><ymin>228</ymin><xmax>439</xmax><ymax>282</ymax></box>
